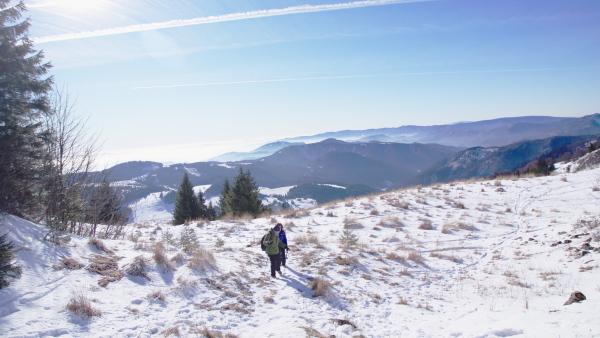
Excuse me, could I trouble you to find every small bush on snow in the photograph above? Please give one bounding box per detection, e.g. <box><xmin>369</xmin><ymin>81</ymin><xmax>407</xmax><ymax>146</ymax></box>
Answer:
<box><xmin>187</xmin><ymin>247</ymin><xmax>217</xmax><ymax>272</ymax></box>
<box><xmin>308</xmin><ymin>276</ymin><xmax>331</xmax><ymax>297</ymax></box>
<box><xmin>66</xmin><ymin>291</ymin><xmax>101</xmax><ymax>317</ymax></box>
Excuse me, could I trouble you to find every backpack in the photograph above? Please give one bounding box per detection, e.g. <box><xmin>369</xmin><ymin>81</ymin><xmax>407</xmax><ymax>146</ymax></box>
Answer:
<box><xmin>260</xmin><ymin>233</ymin><xmax>268</xmax><ymax>251</ymax></box>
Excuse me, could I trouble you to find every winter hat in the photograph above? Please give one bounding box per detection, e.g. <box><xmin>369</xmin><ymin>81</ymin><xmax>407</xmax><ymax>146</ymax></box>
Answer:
<box><xmin>273</xmin><ymin>223</ymin><xmax>282</xmax><ymax>232</ymax></box>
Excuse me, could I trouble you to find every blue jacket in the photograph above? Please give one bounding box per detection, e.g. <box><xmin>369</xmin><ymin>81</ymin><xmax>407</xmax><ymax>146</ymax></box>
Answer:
<box><xmin>279</xmin><ymin>230</ymin><xmax>287</xmax><ymax>245</ymax></box>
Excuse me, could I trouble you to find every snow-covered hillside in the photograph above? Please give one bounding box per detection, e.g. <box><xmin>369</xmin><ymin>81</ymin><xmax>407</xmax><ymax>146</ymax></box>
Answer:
<box><xmin>1</xmin><ymin>165</ymin><xmax>599</xmax><ymax>337</ymax></box>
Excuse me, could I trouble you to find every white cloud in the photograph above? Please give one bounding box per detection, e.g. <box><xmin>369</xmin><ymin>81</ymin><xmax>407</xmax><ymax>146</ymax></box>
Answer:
<box><xmin>32</xmin><ymin>0</ymin><xmax>431</xmax><ymax>44</ymax></box>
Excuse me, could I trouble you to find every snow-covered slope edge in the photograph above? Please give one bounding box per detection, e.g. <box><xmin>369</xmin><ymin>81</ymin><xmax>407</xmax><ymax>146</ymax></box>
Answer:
<box><xmin>1</xmin><ymin>167</ymin><xmax>599</xmax><ymax>337</ymax></box>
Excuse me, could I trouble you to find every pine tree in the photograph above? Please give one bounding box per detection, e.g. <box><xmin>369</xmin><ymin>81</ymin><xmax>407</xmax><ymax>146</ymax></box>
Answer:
<box><xmin>206</xmin><ymin>201</ymin><xmax>217</xmax><ymax>221</ymax></box>
<box><xmin>0</xmin><ymin>228</ymin><xmax>21</xmax><ymax>289</ymax></box>
<box><xmin>0</xmin><ymin>1</ymin><xmax>53</xmax><ymax>215</ymax></box>
<box><xmin>222</xmin><ymin>166</ymin><xmax>265</xmax><ymax>218</ymax></box>
<box><xmin>196</xmin><ymin>190</ymin><xmax>207</xmax><ymax>220</ymax></box>
<box><xmin>172</xmin><ymin>173</ymin><xmax>199</xmax><ymax>225</ymax></box>
<box><xmin>218</xmin><ymin>179</ymin><xmax>231</xmax><ymax>216</ymax></box>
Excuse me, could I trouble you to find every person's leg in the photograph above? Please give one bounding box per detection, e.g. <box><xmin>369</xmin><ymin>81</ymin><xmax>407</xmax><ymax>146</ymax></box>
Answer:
<box><xmin>268</xmin><ymin>254</ymin><xmax>277</xmax><ymax>277</ymax></box>
<box><xmin>273</xmin><ymin>251</ymin><xmax>282</xmax><ymax>275</ymax></box>
<box><xmin>280</xmin><ymin>250</ymin><xmax>286</xmax><ymax>267</ymax></box>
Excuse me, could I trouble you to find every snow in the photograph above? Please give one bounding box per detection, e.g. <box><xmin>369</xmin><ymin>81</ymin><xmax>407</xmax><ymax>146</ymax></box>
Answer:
<box><xmin>1</xmin><ymin>166</ymin><xmax>600</xmax><ymax>337</ymax></box>
<box><xmin>260</xmin><ymin>186</ymin><xmax>296</xmax><ymax>196</ymax></box>
<box><xmin>318</xmin><ymin>184</ymin><xmax>347</xmax><ymax>190</ymax></box>
<box><xmin>130</xmin><ymin>191</ymin><xmax>174</xmax><ymax>222</ymax></box>
<box><xmin>185</xmin><ymin>167</ymin><xmax>202</xmax><ymax>177</ymax></box>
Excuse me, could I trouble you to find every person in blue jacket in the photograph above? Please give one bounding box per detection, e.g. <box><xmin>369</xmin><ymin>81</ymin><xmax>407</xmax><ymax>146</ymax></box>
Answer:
<box><xmin>278</xmin><ymin>223</ymin><xmax>288</xmax><ymax>267</ymax></box>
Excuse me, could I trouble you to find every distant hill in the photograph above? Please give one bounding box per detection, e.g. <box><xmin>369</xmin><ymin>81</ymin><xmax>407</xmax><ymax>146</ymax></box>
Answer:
<box><xmin>404</xmin><ymin>135</ymin><xmax>599</xmax><ymax>187</ymax></box>
<box><xmin>104</xmin><ymin>140</ymin><xmax>460</xmax><ymax>211</ymax></box>
<box><xmin>281</xmin><ymin>114</ymin><xmax>600</xmax><ymax>148</ymax></box>
<box><xmin>208</xmin><ymin>141</ymin><xmax>304</xmax><ymax>162</ymax></box>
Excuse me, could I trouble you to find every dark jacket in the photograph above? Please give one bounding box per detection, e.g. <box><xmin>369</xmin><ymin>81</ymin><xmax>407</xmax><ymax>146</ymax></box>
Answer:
<box><xmin>279</xmin><ymin>229</ymin><xmax>287</xmax><ymax>246</ymax></box>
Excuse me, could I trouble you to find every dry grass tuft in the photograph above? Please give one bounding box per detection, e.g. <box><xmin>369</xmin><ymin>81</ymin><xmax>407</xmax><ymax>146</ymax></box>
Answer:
<box><xmin>335</xmin><ymin>255</ymin><xmax>358</xmax><ymax>265</ymax></box>
<box><xmin>66</xmin><ymin>292</ymin><xmax>101</xmax><ymax>317</ymax></box>
<box><xmin>299</xmin><ymin>327</ymin><xmax>329</xmax><ymax>338</ymax></box>
<box><xmin>418</xmin><ymin>219</ymin><xmax>434</xmax><ymax>230</ymax></box>
<box><xmin>308</xmin><ymin>276</ymin><xmax>331</xmax><ymax>297</ymax></box>
<box><xmin>378</xmin><ymin>216</ymin><xmax>404</xmax><ymax>229</ymax></box>
<box><xmin>58</xmin><ymin>257</ymin><xmax>84</xmax><ymax>270</ymax></box>
<box><xmin>162</xmin><ymin>325</ymin><xmax>180</xmax><ymax>337</ymax></box>
<box><xmin>386</xmin><ymin>252</ymin><xmax>406</xmax><ymax>262</ymax></box>
<box><xmin>86</xmin><ymin>254</ymin><xmax>124</xmax><ymax>287</ymax></box>
<box><xmin>88</xmin><ymin>238</ymin><xmax>113</xmax><ymax>254</ymax></box>
<box><xmin>343</xmin><ymin>218</ymin><xmax>364</xmax><ymax>229</ymax></box>
<box><xmin>125</xmin><ymin>255</ymin><xmax>151</xmax><ymax>280</ymax></box>
<box><xmin>408</xmin><ymin>251</ymin><xmax>424</xmax><ymax>263</ymax></box>
<box><xmin>147</xmin><ymin>290</ymin><xmax>166</xmax><ymax>301</ymax></box>
<box><xmin>153</xmin><ymin>242</ymin><xmax>177</xmax><ymax>272</ymax></box>
<box><xmin>295</xmin><ymin>234</ymin><xmax>321</xmax><ymax>246</ymax></box>
<box><xmin>188</xmin><ymin>247</ymin><xmax>217</xmax><ymax>272</ymax></box>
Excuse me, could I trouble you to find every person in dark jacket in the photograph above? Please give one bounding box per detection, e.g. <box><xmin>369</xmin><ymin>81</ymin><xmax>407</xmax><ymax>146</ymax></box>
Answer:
<box><xmin>278</xmin><ymin>223</ymin><xmax>288</xmax><ymax>267</ymax></box>
<box><xmin>262</xmin><ymin>223</ymin><xmax>288</xmax><ymax>278</ymax></box>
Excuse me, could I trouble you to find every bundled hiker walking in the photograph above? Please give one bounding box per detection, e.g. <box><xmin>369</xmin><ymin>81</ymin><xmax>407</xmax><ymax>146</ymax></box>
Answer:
<box><xmin>278</xmin><ymin>223</ymin><xmax>288</xmax><ymax>267</ymax></box>
<box><xmin>262</xmin><ymin>223</ymin><xmax>289</xmax><ymax>278</ymax></box>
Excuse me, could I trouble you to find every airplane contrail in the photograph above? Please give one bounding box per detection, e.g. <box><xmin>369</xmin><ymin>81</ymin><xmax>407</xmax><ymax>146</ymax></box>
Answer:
<box><xmin>32</xmin><ymin>0</ymin><xmax>431</xmax><ymax>44</ymax></box>
<box><xmin>132</xmin><ymin>67</ymin><xmax>600</xmax><ymax>89</ymax></box>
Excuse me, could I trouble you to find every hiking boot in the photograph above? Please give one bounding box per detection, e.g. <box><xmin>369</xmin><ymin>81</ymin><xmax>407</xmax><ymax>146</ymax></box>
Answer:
<box><xmin>277</xmin><ymin>270</ymin><xmax>282</xmax><ymax>275</ymax></box>
<box><xmin>271</xmin><ymin>275</ymin><xmax>276</xmax><ymax>278</ymax></box>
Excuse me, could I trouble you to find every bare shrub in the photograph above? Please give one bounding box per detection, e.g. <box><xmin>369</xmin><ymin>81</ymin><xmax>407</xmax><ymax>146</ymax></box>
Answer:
<box><xmin>574</xmin><ymin>217</ymin><xmax>600</xmax><ymax>241</ymax></box>
<box><xmin>457</xmin><ymin>222</ymin><xmax>477</xmax><ymax>231</ymax></box>
<box><xmin>330</xmin><ymin>318</ymin><xmax>357</xmax><ymax>329</ymax></box>
<box><xmin>397</xmin><ymin>297</ymin><xmax>409</xmax><ymax>305</ymax></box>
<box><xmin>408</xmin><ymin>251</ymin><xmax>424</xmax><ymax>263</ymax></box>
<box><xmin>283</xmin><ymin>209</ymin><xmax>309</xmax><ymax>219</ymax></box>
<box><xmin>336</xmin><ymin>256</ymin><xmax>358</xmax><ymax>265</ymax></box>
<box><xmin>147</xmin><ymin>290</ymin><xmax>166</xmax><ymax>301</ymax></box>
<box><xmin>188</xmin><ymin>247</ymin><xmax>217</xmax><ymax>272</ymax></box>
<box><xmin>308</xmin><ymin>276</ymin><xmax>331</xmax><ymax>297</ymax></box>
<box><xmin>441</xmin><ymin>223</ymin><xmax>452</xmax><ymax>234</ymax></box>
<box><xmin>125</xmin><ymin>306</ymin><xmax>140</xmax><ymax>315</ymax></box>
<box><xmin>385</xmin><ymin>252</ymin><xmax>406</xmax><ymax>262</ymax></box>
<box><xmin>125</xmin><ymin>255</ymin><xmax>151</xmax><ymax>280</ymax></box>
<box><xmin>88</xmin><ymin>238</ymin><xmax>112</xmax><ymax>254</ymax></box>
<box><xmin>129</xmin><ymin>230</ymin><xmax>142</xmax><ymax>243</ymax></box>
<box><xmin>399</xmin><ymin>268</ymin><xmax>411</xmax><ymax>276</ymax></box>
<box><xmin>300</xmin><ymin>327</ymin><xmax>329</xmax><ymax>338</ymax></box>
<box><xmin>59</xmin><ymin>257</ymin><xmax>84</xmax><ymax>270</ymax></box>
<box><xmin>153</xmin><ymin>241</ymin><xmax>176</xmax><ymax>272</ymax></box>
<box><xmin>295</xmin><ymin>234</ymin><xmax>321</xmax><ymax>246</ymax></box>
<box><xmin>454</xmin><ymin>202</ymin><xmax>466</xmax><ymax>209</ymax></box>
<box><xmin>418</xmin><ymin>219</ymin><xmax>434</xmax><ymax>230</ymax></box>
<box><xmin>370</xmin><ymin>209</ymin><xmax>379</xmax><ymax>215</ymax></box>
<box><xmin>86</xmin><ymin>254</ymin><xmax>124</xmax><ymax>286</ymax></box>
<box><xmin>263</xmin><ymin>296</ymin><xmax>275</xmax><ymax>303</ymax></box>
<box><xmin>170</xmin><ymin>252</ymin><xmax>187</xmax><ymax>266</ymax></box>
<box><xmin>299</xmin><ymin>250</ymin><xmax>319</xmax><ymax>267</ymax></box>
<box><xmin>66</xmin><ymin>291</ymin><xmax>101</xmax><ymax>317</ymax></box>
<box><xmin>378</xmin><ymin>216</ymin><xmax>404</xmax><ymax>228</ymax></box>
<box><xmin>190</xmin><ymin>326</ymin><xmax>240</xmax><ymax>338</ymax></box>
<box><xmin>162</xmin><ymin>325</ymin><xmax>180</xmax><ymax>337</ymax></box>
<box><xmin>343</xmin><ymin>218</ymin><xmax>364</xmax><ymax>229</ymax></box>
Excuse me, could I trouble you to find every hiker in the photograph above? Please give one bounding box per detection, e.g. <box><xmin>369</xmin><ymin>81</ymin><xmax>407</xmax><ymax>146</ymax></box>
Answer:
<box><xmin>278</xmin><ymin>223</ymin><xmax>288</xmax><ymax>267</ymax></box>
<box><xmin>262</xmin><ymin>223</ymin><xmax>289</xmax><ymax>278</ymax></box>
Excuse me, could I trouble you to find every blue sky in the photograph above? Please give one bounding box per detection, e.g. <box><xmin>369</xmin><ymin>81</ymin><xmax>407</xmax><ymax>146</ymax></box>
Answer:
<box><xmin>25</xmin><ymin>0</ymin><xmax>600</xmax><ymax>166</ymax></box>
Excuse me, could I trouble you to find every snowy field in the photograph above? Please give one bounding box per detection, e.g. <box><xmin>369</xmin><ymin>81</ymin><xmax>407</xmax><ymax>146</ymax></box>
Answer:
<box><xmin>1</xmin><ymin>163</ymin><xmax>599</xmax><ymax>337</ymax></box>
